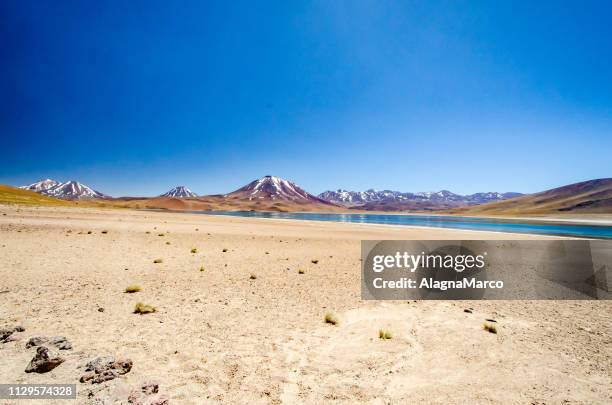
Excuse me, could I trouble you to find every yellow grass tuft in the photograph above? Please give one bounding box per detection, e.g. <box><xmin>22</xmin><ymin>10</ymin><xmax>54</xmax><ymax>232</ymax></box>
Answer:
<box><xmin>324</xmin><ymin>312</ymin><xmax>338</xmax><ymax>325</ymax></box>
<box><xmin>133</xmin><ymin>302</ymin><xmax>156</xmax><ymax>314</ymax></box>
<box><xmin>249</xmin><ymin>273</ymin><xmax>257</xmax><ymax>280</ymax></box>
<box><xmin>483</xmin><ymin>322</ymin><xmax>497</xmax><ymax>334</ymax></box>
<box><xmin>191</xmin><ymin>248</ymin><xmax>198</xmax><ymax>254</ymax></box>
<box><xmin>298</xmin><ymin>269</ymin><xmax>305</xmax><ymax>274</ymax></box>
<box><xmin>153</xmin><ymin>258</ymin><xmax>163</xmax><ymax>264</ymax></box>
<box><xmin>124</xmin><ymin>284</ymin><xmax>141</xmax><ymax>293</ymax></box>
<box><xmin>199</xmin><ymin>266</ymin><xmax>205</xmax><ymax>272</ymax></box>
<box><xmin>378</xmin><ymin>329</ymin><xmax>393</xmax><ymax>340</ymax></box>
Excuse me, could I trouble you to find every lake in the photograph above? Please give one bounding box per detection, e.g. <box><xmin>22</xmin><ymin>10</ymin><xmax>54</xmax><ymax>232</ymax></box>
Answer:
<box><xmin>192</xmin><ymin>210</ymin><xmax>612</xmax><ymax>239</ymax></box>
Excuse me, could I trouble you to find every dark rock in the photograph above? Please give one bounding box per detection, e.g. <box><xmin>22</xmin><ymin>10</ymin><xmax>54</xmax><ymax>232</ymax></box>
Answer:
<box><xmin>464</xmin><ymin>309</ymin><xmax>473</xmax><ymax>314</ymax></box>
<box><xmin>98</xmin><ymin>307</ymin><xmax>105</xmax><ymax>312</ymax></box>
<box><xmin>1</xmin><ymin>326</ymin><xmax>26</xmax><ymax>343</ymax></box>
<box><xmin>25</xmin><ymin>346</ymin><xmax>64</xmax><ymax>373</ymax></box>
<box><xmin>26</xmin><ymin>336</ymin><xmax>72</xmax><ymax>350</ymax></box>
<box><xmin>81</xmin><ymin>356</ymin><xmax>133</xmax><ymax>384</ymax></box>
<box><xmin>50</xmin><ymin>336</ymin><xmax>72</xmax><ymax>350</ymax></box>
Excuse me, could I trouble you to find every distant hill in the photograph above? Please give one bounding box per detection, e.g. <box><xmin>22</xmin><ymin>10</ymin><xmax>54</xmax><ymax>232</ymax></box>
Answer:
<box><xmin>319</xmin><ymin>188</ymin><xmax>522</xmax><ymax>211</ymax></box>
<box><xmin>449</xmin><ymin>178</ymin><xmax>612</xmax><ymax>215</ymax></box>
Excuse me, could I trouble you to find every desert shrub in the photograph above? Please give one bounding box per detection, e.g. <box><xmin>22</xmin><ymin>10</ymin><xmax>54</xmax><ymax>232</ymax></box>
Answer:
<box><xmin>199</xmin><ymin>266</ymin><xmax>205</xmax><ymax>272</ymax></box>
<box><xmin>483</xmin><ymin>322</ymin><xmax>497</xmax><ymax>334</ymax></box>
<box><xmin>324</xmin><ymin>312</ymin><xmax>338</xmax><ymax>325</ymax></box>
<box><xmin>249</xmin><ymin>273</ymin><xmax>257</xmax><ymax>280</ymax></box>
<box><xmin>133</xmin><ymin>302</ymin><xmax>156</xmax><ymax>314</ymax></box>
<box><xmin>191</xmin><ymin>248</ymin><xmax>197</xmax><ymax>253</ymax></box>
<box><xmin>298</xmin><ymin>269</ymin><xmax>305</xmax><ymax>274</ymax></box>
<box><xmin>124</xmin><ymin>285</ymin><xmax>141</xmax><ymax>293</ymax></box>
<box><xmin>101</xmin><ymin>230</ymin><xmax>108</xmax><ymax>234</ymax></box>
<box><xmin>153</xmin><ymin>258</ymin><xmax>163</xmax><ymax>264</ymax></box>
<box><xmin>378</xmin><ymin>329</ymin><xmax>393</xmax><ymax>340</ymax></box>
<box><xmin>311</xmin><ymin>259</ymin><xmax>319</xmax><ymax>264</ymax></box>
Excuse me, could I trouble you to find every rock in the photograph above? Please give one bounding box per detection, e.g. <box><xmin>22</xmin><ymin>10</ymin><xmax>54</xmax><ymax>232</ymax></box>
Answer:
<box><xmin>26</xmin><ymin>336</ymin><xmax>72</xmax><ymax>350</ymax></box>
<box><xmin>50</xmin><ymin>336</ymin><xmax>72</xmax><ymax>350</ymax></box>
<box><xmin>25</xmin><ymin>346</ymin><xmax>65</xmax><ymax>373</ymax></box>
<box><xmin>25</xmin><ymin>336</ymin><xmax>46</xmax><ymax>348</ymax></box>
<box><xmin>98</xmin><ymin>307</ymin><xmax>105</xmax><ymax>312</ymax></box>
<box><xmin>128</xmin><ymin>381</ymin><xmax>169</xmax><ymax>405</ymax></box>
<box><xmin>464</xmin><ymin>309</ymin><xmax>473</xmax><ymax>314</ymax></box>
<box><xmin>6</xmin><ymin>332</ymin><xmax>25</xmax><ymax>342</ymax></box>
<box><xmin>81</xmin><ymin>356</ymin><xmax>133</xmax><ymax>384</ymax></box>
<box><xmin>1</xmin><ymin>326</ymin><xmax>26</xmax><ymax>343</ymax></box>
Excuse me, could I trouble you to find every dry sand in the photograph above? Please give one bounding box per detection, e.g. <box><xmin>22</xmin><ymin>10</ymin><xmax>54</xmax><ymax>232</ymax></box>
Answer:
<box><xmin>0</xmin><ymin>205</ymin><xmax>610</xmax><ymax>404</ymax></box>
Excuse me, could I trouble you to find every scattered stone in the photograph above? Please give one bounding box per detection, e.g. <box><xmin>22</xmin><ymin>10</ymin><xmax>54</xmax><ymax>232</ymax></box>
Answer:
<box><xmin>80</xmin><ymin>356</ymin><xmax>133</xmax><ymax>384</ymax></box>
<box><xmin>311</xmin><ymin>259</ymin><xmax>319</xmax><ymax>264</ymax></box>
<box><xmin>464</xmin><ymin>309</ymin><xmax>473</xmax><ymax>313</ymax></box>
<box><xmin>25</xmin><ymin>346</ymin><xmax>65</xmax><ymax>373</ymax></box>
<box><xmin>485</xmin><ymin>318</ymin><xmax>497</xmax><ymax>323</ymax></box>
<box><xmin>1</xmin><ymin>326</ymin><xmax>25</xmax><ymax>343</ymax></box>
<box><xmin>128</xmin><ymin>381</ymin><xmax>169</xmax><ymax>405</ymax></box>
<box><xmin>98</xmin><ymin>307</ymin><xmax>105</xmax><ymax>312</ymax></box>
<box><xmin>26</xmin><ymin>336</ymin><xmax>72</xmax><ymax>350</ymax></box>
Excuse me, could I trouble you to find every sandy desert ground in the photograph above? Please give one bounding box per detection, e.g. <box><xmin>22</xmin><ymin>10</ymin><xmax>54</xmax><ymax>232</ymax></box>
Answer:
<box><xmin>0</xmin><ymin>205</ymin><xmax>610</xmax><ymax>404</ymax></box>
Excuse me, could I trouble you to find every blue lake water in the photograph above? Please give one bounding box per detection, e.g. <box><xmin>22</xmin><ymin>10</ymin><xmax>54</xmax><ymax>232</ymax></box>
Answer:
<box><xmin>193</xmin><ymin>210</ymin><xmax>612</xmax><ymax>239</ymax></box>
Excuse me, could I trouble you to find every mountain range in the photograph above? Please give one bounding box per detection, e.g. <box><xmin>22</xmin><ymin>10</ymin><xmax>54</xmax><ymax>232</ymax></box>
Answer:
<box><xmin>14</xmin><ymin>176</ymin><xmax>612</xmax><ymax>214</ymax></box>
<box><xmin>318</xmin><ymin>189</ymin><xmax>522</xmax><ymax>210</ymax></box>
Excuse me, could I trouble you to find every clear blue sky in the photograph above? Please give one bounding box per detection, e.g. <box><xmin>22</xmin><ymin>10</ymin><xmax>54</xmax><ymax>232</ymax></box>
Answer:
<box><xmin>1</xmin><ymin>0</ymin><xmax>611</xmax><ymax>196</ymax></box>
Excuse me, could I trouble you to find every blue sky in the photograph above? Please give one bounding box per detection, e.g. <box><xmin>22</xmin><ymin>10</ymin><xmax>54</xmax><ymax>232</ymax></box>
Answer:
<box><xmin>1</xmin><ymin>0</ymin><xmax>611</xmax><ymax>196</ymax></box>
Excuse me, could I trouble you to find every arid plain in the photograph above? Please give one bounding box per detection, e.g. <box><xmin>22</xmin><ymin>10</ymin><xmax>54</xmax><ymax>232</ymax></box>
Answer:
<box><xmin>0</xmin><ymin>205</ymin><xmax>610</xmax><ymax>404</ymax></box>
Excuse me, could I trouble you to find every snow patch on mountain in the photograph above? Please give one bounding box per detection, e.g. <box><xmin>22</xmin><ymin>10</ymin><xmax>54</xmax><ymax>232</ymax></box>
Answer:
<box><xmin>160</xmin><ymin>186</ymin><xmax>197</xmax><ymax>198</ymax></box>
<box><xmin>20</xmin><ymin>179</ymin><xmax>108</xmax><ymax>200</ymax></box>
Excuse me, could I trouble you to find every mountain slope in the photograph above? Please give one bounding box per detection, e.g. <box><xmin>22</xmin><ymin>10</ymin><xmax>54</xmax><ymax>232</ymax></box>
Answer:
<box><xmin>227</xmin><ymin>175</ymin><xmax>335</xmax><ymax>205</ymax></box>
<box><xmin>0</xmin><ymin>185</ymin><xmax>73</xmax><ymax>206</ymax></box>
<box><xmin>20</xmin><ymin>179</ymin><xmax>108</xmax><ymax>200</ymax></box>
<box><xmin>160</xmin><ymin>186</ymin><xmax>197</xmax><ymax>198</ymax></box>
<box><xmin>20</xmin><ymin>179</ymin><xmax>60</xmax><ymax>193</ymax></box>
<box><xmin>449</xmin><ymin>178</ymin><xmax>612</xmax><ymax>215</ymax></box>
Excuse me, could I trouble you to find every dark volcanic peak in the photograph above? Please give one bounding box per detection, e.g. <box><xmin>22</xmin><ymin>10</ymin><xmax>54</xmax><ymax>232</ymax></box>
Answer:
<box><xmin>160</xmin><ymin>186</ymin><xmax>197</xmax><ymax>198</ymax></box>
<box><xmin>20</xmin><ymin>179</ymin><xmax>108</xmax><ymax>200</ymax></box>
<box><xmin>318</xmin><ymin>188</ymin><xmax>523</xmax><ymax>207</ymax></box>
<box><xmin>227</xmin><ymin>175</ymin><xmax>333</xmax><ymax>204</ymax></box>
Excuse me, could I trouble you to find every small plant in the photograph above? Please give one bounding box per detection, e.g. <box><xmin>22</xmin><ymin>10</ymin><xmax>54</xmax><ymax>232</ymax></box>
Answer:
<box><xmin>324</xmin><ymin>312</ymin><xmax>338</xmax><ymax>325</ymax></box>
<box><xmin>483</xmin><ymin>322</ymin><xmax>497</xmax><ymax>334</ymax></box>
<box><xmin>101</xmin><ymin>230</ymin><xmax>108</xmax><ymax>234</ymax></box>
<box><xmin>191</xmin><ymin>248</ymin><xmax>197</xmax><ymax>254</ymax></box>
<box><xmin>379</xmin><ymin>329</ymin><xmax>393</xmax><ymax>340</ymax></box>
<box><xmin>311</xmin><ymin>259</ymin><xmax>319</xmax><ymax>264</ymax></box>
<box><xmin>222</xmin><ymin>248</ymin><xmax>228</xmax><ymax>252</ymax></box>
<box><xmin>134</xmin><ymin>302</ymin><xmax>156</xmax><ymax>314</ymax></box>
<box><xmin>158</xmin><ymin>233</ymin><xmax>165</xmax><ymax>237</ymax></box>
<box><xmin>166</xmin><ymin>241</ymin><xmax>171</xmax><ymax>245</ymax></box>
<box><xmin>199</xmin><ymin>266</ymin><xmax>205</xmax><ymax>272</ymax></box>
<box><xmin>124</xmin><ymin>284</ymin><xmax>141</xmax><ymax>293</ymax></box>
<box><xmin>145</xmin><ymin>231</ymin><xmax>151</xmax><ymax>234</ymax></box>
<box><xmin>153</xmin><ymin>258</ymin><xmax>163</xmax><ymax>264</ymax></box>
<box><xmin>249</xmin><ymin>273</ymin><xmax>257</xmax><ymax>280</ymax></box>
<box><xmin>87</xmin><ymin>231</ymin><xmax>92</xmax><ymax>234</ymax></box>
<box><xmin>298</xmin><ymin>269</ymin><xmax>305</xmax><ymax>274</ymax></box>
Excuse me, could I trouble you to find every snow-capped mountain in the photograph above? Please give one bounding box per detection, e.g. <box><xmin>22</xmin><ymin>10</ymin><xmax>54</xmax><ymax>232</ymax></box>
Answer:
<box><xmin>227</xmin><ymin>175</ymin><xmax>334</xmax><ymax>204</ymax></box>
<box><xmin>20</xmin><ymin>179</ymin><xmax>108</xmax><ymax>200</ymax></box>
<box><xmin>318</xmin><ymin>188</ymin><xmax>522</xmax><ymax>207</ymax></box>
<box><xmin>20</xmin><ymin>179</ymin><xmax>60</xmax><ymax>193</ymax></box>
<box><xmin>160</xmin><ymin>186</ymin><xmax>197</xmax><ymax>198</ymax></box>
